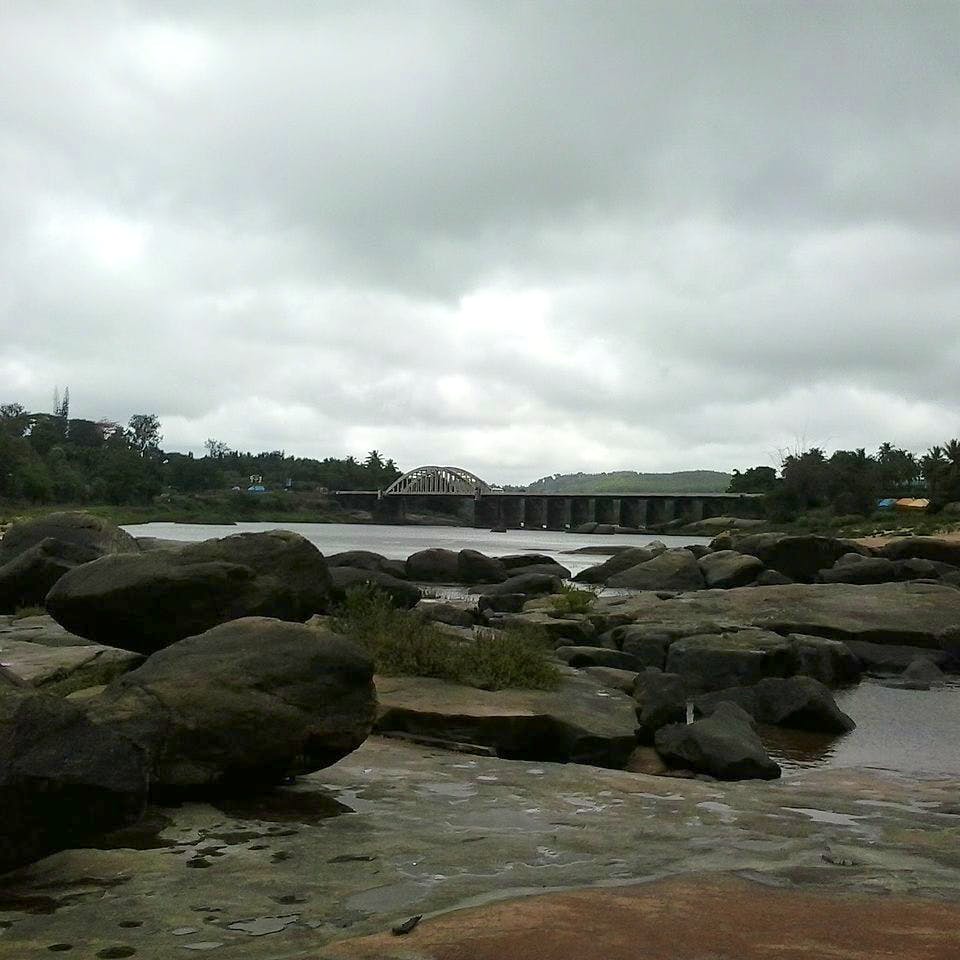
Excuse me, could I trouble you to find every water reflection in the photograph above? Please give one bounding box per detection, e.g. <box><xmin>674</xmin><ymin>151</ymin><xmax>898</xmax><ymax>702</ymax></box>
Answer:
<box><xmin>765</xmin><ymin>680</ymin><xmax>960</xmax><ymax>776</ymax></box>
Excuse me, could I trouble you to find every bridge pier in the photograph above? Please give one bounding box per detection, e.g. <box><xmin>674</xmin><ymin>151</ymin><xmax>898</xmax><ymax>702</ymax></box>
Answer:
<box><xmin>502</xmin><ymin>497</ymin><xmax>524</xmax><ymax>529</ymax></box>
<box><xmin>570</xmin><ymin>497</ymin><xmax>595</xmax><ymax>528</ymax></box>
<box><xmin>595</xmin><ymin>497</ymin><xmax>619</xmax><ymax>525</ymax></box>
<box><xmin>620</xmin><ymin>497</ymin><xmax>647</xmax><ymax>529</ymax></box>
<box><xmin>475</xmin><ymin>497</ymin><xmax>502</xmax><ymax>529</ymax></box>
<box><xmin>523</xmin><ymin>496</ymin><xmax>547</xmax><ymax>529</ymax></box>
<box><xmin>546</xmin><ymin>498</ymin><xmax>572</xmax><ymax>530</ymax></box>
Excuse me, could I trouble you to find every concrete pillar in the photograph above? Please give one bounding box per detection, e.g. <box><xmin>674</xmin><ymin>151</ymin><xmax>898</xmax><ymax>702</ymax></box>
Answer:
<box><xmin>595</xmin><ymin>497</ymin><xmax>620</xmax><ymax>525</ymax></box>
<box><xmin>570</xmin><ymin>497</ymin><xmax>596</xmax><ymax>527</ymax></box>
<box><xmin>374</xmin><ymin>495</ymin><xmax>407</xmax><ymax>523</ymax></box>
<box><xmin>620</xmin><ymin>497</ymin><xmax>648</xmax><ymax>529</ymax></box>
<box><xmin>502</xmin><ymin>497</ymin><xmax>524</xmax><ymax>529</ymax></box>
<box><xmin>646</xmin><ymin>498</ymin><xmax>666</xmax><ymax>526</ymax></box>
<box><xmin>523</xmin><ymin>496</ymin><xmax>547</xmax><ymax>529</ymax></box>
<box><xmin>547</xmin><ymin>497</ymin><xmax>572</xmax><ymax>530</ymax></box>
<box><xmin>475</xmin><ymin>496</ymin><xmax>503</xmax><ymax>529</ymax></box>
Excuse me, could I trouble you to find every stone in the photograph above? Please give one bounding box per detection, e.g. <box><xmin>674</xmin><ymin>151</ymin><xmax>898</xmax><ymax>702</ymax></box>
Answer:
<box><xmin>879</xmin><ymin>537</ymin><xmax>960</xmax><ymax>567</ymax></box>
<box><xmin>619</xmin><ymin>582</ymin><xmax>960</xmax><ymax>651</ymax></box>
<box><xmin>0</xmin><ymin>685</ymin><xmax>148</xmax><ymax>873</ymax></box>
<box><xmin>624</xmin><ymin>745</ymin><xmax>670</xmax><ymax>775</ymax></box>
<box><xmin>572</xmin><ymin>522</ymin><xmax>598</xmax><ymax>534</ymax></box>
<box><xmin>593</xmin><ymin>524</ymin><xmax>617</xmax><ymax>535</ymax></box>
<box><xmin>654</xmin><ymin>702</ymin><xmax>781</xmax><ymax>780</ymax></box>
<box><xmin>0</xmin><ymin>511</ymin><xmax>138</xmax><ymax>566</ymax></box>
<box><xmin>46</xmin><ymin>530</ymin><xmax>334</xmax><ymax>654</ymax></box>
<box><xmin>0</xmin><ymin>612</ymin><xmax>92</xmax><ymax>647</ymax></box>
<box><xmin>457</xmin><ymin>550</ymin><xmax>508</xmax><ymax>584</ymax></box>
<box><xmin>405</xmin><ymin>548</ymin><xmax>460</xmax><ymax>582</ymax></box>
<box><xmin>414</xmin><ymin>599</ymin><xmax>478</xmax><ymax>627</ymax></box>
<box><xmin>844</xmin><ymin>640</ymin><xmax>951</xmax><ymax>675</ymax></box>
<box><xmin>499</xmin><ymin>553</ymin><xmax>558</xmax><ymax>570</ymax></box>
<box><xmin>698</xmin><ymin>550</ymin><xmax>764</xmax><ymax>589</ymax></box>
<box><xmin>582</xmin><ymin>666</ymin><xmax>640</xmax><ymax>694</ymax></box>
<box><xmin>374</xmin><ymin>671</ymin><xmax>638</xmax><ymax>768</ymax></box>
<box><xmin>474</xmin><ymin>572</ymin><xmax>563</xmax><ymax>597</ymax></box>
<box><xmin>488</xmin><ymin>611</ymin><xmax>596</xmax><ymax>645</ymax></box>
<box><xmin>902</xmin><ymin>658</ymin><xmax>945</xmax><ymax>684</ymax></box>
<box><xmin>504</xmin><ymin>562</ymin><xmax>573</xmax><ymax>580</ymax></box>
<box><xmin>895</xmin><ymin>557</ymin><xmax>959</xmax><ymax>581</ymax></box>
<box><xmin>554</xmin><ymin>645</ymin><xmax>644</xmax><ymax>672</ymax></box>
<box><xmin>819</xmin><ymin>556</ymin><xmax>898</xmax><ymax>584</ymax></box>
<box><xmin>574</xmin><ymin>547</ymin><xmax>656</xmax><ymax>584</ymax></box>
<box><xmin>665</xmin><ymin>629</ymin><xmax>795</xmax><ymax>691</ymax></box>
<box><xmin>633</xmin><ymin>669</ymin><xmax>688</xmax><ymax>743</ymax></box>
<box><xmin>326</xmin><ymin>551</ymin><xmax>409</xmax><ymax>579</ymax></box>
<box><xmin>789</xmin><ymin>634</ymin><xmax>862</xmax><ymax>686</ymax></box>
<box><xmin>728</xmin><ymin>533</ymin><xmax>870</xmax><ymax>583</ymax></box>
<box><xmin>0</xmin><ymin>639</ymin><xmax>142</xmax><ymax>696</ymax></box>
<box><xmin>608</xmin><ymin>625</ymin><xmax>670</xmax><ymax>669</ymax></box>
<box><xmin>695</xmin><ymin>677</ymin><xmax>855</xmax><ymax>733</ymax></box>
<box><xmin>85</xmin><ymin>617</ymin><xmax>376</xmax><ymax>792</ymax></box>
<box><xmin>607</xmin><ymin>550</ymin><xmax>705</xmax><ymax>591</ymax></box>
<box><xmin>753</xmin><ymin>569</ymin><xmax>793</xmax><ymax>586</ymax></box>
<box><xmin>330</xmin><ymin>567</ymin><xmax>422</xmax><ymax>609</ymax></box>
<box><xmin>477</xmin><ymin>593</ymin><xmax>528</xmax><ymax>616</ymax></box>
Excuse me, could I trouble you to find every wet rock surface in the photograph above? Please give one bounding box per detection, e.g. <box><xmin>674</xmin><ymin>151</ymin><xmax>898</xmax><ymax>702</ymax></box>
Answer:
<box><xmin>2</xmin><ymin>737</ymin><xmax>960</xmax><ymax>958</ymax></box>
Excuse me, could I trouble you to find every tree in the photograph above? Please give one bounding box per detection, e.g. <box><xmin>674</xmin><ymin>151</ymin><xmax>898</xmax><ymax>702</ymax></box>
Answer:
<box><xmin>727</xmin><ymin>466</ymin><xmax>778</xmax><ymax>493</ymax></box>
<box><xmin>128</xmin><ymin>414</ymin><xmax>162</xmax><ymax>457</ymax></box>
<box><xmin>205</xmin><ymin>438</ymin><xmax>231</xmax><ymax>459</ymax></box>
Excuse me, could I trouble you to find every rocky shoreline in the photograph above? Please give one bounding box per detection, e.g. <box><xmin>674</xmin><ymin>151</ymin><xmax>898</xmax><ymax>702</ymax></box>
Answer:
<box><xmin>2</xmin><ymin>512</ymin><xmax>960</xmax><ymax>957</ymax></box>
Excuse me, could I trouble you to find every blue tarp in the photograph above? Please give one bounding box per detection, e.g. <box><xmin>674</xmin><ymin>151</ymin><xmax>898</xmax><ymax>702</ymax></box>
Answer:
<box><xmin>877</xmin><ymin>498</ymin><xmax>897</xmax><ymax>510</ymax></box>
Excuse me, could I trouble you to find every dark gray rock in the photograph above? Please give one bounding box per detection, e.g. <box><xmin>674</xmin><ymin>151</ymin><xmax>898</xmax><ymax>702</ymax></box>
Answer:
<box><xmin>473</xmin><ymin>572</ymin><xmax>563</xmax><ymax>597</ymax></box>
<box><xmin>0</xmin><ymin>512</ymin><xmax>140</xmax><ymax>613</ymax></box>
<box><xmin>499</xmin><ymin>553</ymin><xmax>558</xmax><ymax>570</ymax></box>
<box><xmin>698</xmin><ymin>550</ymin><xmax>764</xmax><ymax>589</ymax></box>
<box><xmin>609</xmin><ymin>624</ymin><xmax>670</xmax><ymax>669</ymax></box>
<box><xmin>572</xmin><ymin>522</ymin><xmax>598</xmax><ymax>534</ymax></box>
<box><xmin>414</xmin><ymin>599</ymin><xmax>478</xmax><ymax>627</ymax></box>
<box><xmin>457</xmin><ymin>550</ymin><xmax>508</xmax><ymax>584</ymax></box>
<box><xmin>582</xmin><ymin>666</ymin><xmax>640</xmax><ymax>694</ymax></box>
<box><xmin>505</xmin><ymin>562</ymin><xmax>572</xmax><ymax>580</ymax></box>
<box><xmin>573</xmin><ymin>547</ymin><xmax>656</xmax><ymax>584</ymax></box>
<box><xmin>326</xmin><ymin>551</ymin><xmax>409</xmax><ymax>579</ymax></box>
<box><xmin>607</xmin><ymin>550</ymin><xmax>705</xmax><ymax>591</ymax></box>
<box><xmin>695</xmin><ymin>676</ymin><xmax>855</xmax><ymax>733</ymax></box>
<box><xmin>0</xmin><ymin>685</ymin><xmax>148</xmax><ymax>873</ymax></box>
<box><xmin>819</xmin><ymin>556</ymin><xmax>898</xmax><ymax>584</ymax></box>
<box><xmin>330</xmin><ymin>567</ymin><xmax>422</xmax><ymax>608</ymax></box>
<box><xmin>86</xmin><ymin>617</ymin><xmax>376</xmax><ymax>793</ymax></box>
<box><xmin>633</xmin><ymin>670</ymin><xmax>688</xmax><ymax>743</ymax></box>
<box><xmin>729</xmin><ymin>533</ymin><xmax>869</xmax><ymax>583</ymax></box>
<box><xmin>406</xmin><ymin>548</ymin><xmax>460</xmax><ymax>583</ymax></box>
<box><xmin>477</xmin><ymin>593</ymin><xmax>528</xmax><ymax>616</ymax></box>
<box><xmin>789</xmin><ymin>634</ymin><xmax>862</xmax><ymax>686</ymax></box>
<box><xmin>665</xmin><ymin>629</ymin><xmax>795</xmax><ymax>691</ymax></box>
<box><xmin>844</xmin><ymin>640</ymin><xmax>951</xmax><ymax>675</ymax></box>
<box><xmin>46</xmin><ymin>530</ymin><xmax>334</xmax><ymax>654</ymax></box>
<box><xmin>752</xmin><ymin>569</ymin><xmax>794</xmax><ymax>586</ymax></box>
<box><xmin>554</xmin><ymin>645</ymin><xmax>644</xmax><ymax>672</ymax></box>
<box><xmin>655</xmin><ymin>702</ymin><xmax>781</xmax><ymax>780</ymax></box>
<box><xmin>879</xmin><ymin>537</ymin><xmax>960</xmax><ymax>567</ymax></box>
<box><xmin>902</xmin><ymin>657</ymin><xmax>945</xmax><ymax>684</ymax></box>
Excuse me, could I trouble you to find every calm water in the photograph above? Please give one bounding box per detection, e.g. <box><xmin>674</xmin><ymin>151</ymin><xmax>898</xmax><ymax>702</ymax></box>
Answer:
<box><xmin>122</xmin><ymin>522</ymin><xmax>960</xmax><ymax>777</ymax></box>
<box><xmin>764</xmin><ymin>680</ymin><xmax>960</xmax><ymax>777</ymax></box>
<box><xmin>121</xmin><ymin>521</ymin><xmax>710</xmax><ymax>577</ymax></box>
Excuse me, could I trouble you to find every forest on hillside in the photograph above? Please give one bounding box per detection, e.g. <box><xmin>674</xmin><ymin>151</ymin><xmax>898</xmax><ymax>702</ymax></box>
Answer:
<box><xmin>524</xmin><ymin>470</ymin><xmax>732</xmax><ymax>494</ymax></box>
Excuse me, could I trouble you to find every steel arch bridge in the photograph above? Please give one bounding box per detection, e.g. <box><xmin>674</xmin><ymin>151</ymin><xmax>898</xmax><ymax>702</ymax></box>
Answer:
<box><xmin>384</xmin><ymin>465</ymin><xmax>490</xmax><ymax>495</ymax></box>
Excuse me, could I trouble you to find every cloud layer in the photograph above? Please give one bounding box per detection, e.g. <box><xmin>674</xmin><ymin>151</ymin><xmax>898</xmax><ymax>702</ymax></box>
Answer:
<box><xmin>2</xmin><ymin>1</ymin><xmax>958</xmax><ymax>483</ymax></box>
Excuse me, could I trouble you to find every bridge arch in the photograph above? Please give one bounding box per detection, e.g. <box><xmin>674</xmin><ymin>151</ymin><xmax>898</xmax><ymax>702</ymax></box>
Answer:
<box><xmin>385</xmin><ymin>465</ymin><xmax>490</xmax><ymax>495</ymax></box>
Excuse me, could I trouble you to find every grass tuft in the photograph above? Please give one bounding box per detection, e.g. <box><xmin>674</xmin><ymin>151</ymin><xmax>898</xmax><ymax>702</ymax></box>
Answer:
<box><xmin>332</xmin><ymin>585</ymin><xmax>560</xmax><ymax>691</ymax></box>
<box><xmin>549</xmin><ymin>581</ymin><xmax>601</xmax><ymax>615</ymax></box>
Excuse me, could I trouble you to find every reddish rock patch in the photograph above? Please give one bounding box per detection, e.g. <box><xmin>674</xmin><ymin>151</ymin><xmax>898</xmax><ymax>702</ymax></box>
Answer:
<box><xmin>327</xmin><ymin>874</ymin><xmax>960</xmax><ymax>960</ymax></box>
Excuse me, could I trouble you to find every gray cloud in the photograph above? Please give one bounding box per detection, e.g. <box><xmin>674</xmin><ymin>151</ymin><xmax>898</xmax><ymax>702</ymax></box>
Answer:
<box><xmin>1</xmin><ymin>1</ymin><xmax>958</xmax><ymax>484</ymax></box>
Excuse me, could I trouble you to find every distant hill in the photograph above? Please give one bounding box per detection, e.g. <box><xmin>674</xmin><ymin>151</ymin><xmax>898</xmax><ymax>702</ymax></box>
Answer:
<box><xmin>523</xmin><ymin>470</ymin><xmax>732</xmax><ymax>494</ymax></box>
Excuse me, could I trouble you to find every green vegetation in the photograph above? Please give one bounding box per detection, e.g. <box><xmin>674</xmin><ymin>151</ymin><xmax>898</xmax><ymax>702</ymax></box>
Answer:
<box><xmin>12</xmin><ymin>606</ymin><xmax>46</xmax><ymax>620</ymax></box>
<box><xmin>332</xmin><ymin>586</ymin><xmax>560</xmax><ymax>691</ymax></box>
<box><xmin>0</xmin><ymin>394</ymin><xmax>403</xmax><ymax>511</ymax></box>
<box><xmin>550</xmin><ymin>582</ymin><xmax>601</xmax><ymax>615</ymax></box>
<box><xmin>524</xmin><ymin>470</ymin><xmax>731</xmax><ymax>494</ymax></box>
<box><xmin>728</xmin><ymin>440</ymin><xmax>960</xmax><ymax>525</ymax></box>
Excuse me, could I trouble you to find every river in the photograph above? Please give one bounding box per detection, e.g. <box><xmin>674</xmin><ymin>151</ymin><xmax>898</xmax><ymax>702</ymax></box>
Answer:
<box><xmin>121</xmin><ymin>520</ymin><xmax>711</xmax><ymax>577</ymax></box>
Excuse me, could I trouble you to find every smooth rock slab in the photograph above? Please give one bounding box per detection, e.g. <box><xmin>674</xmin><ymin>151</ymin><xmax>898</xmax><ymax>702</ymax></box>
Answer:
<box><xmin>0</xmin><ymin>638</ymin><xmax>142</xmax><ymax>696</ymax></box>
<box><xmin>375</xmin><ymin>671</ymin><xmax>637</xmax><ymax>768</ymax></box>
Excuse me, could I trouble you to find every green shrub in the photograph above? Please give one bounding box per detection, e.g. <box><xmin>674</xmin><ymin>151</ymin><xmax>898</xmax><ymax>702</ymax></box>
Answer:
<box><xmin>332</xmin><ymin>586</ymin><xmax>559</xmax><ymax>691</ymax></box>
<box><xmin>549</xmin><ymin>581</ymin><xmax>600</xmax><ymax>615</ymax></box>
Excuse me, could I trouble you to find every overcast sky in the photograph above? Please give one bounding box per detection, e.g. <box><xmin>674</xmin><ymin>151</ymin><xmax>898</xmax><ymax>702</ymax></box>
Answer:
<box><xmin>2</xmin><ymin>1</ymin><xmax>958</xmax><ymax>484</ymax></box>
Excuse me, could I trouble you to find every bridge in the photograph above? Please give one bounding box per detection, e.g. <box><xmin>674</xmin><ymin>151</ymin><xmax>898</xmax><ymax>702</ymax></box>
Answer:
<box><xmin>334</xmin><ymin>465</ymin><xmax>762</xmax><ymax>530</ymax></box>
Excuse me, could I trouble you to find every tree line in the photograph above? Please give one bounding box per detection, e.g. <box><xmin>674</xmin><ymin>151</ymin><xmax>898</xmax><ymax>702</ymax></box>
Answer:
<box><xmin>0</xmin><ymin>397</ymin><xmax>402</xmax><ymax>505</ymax></box>
<box><xmin>728</xmin><ymin>441</ymin><xmax>960</xmax><ymax>517</ymax></box>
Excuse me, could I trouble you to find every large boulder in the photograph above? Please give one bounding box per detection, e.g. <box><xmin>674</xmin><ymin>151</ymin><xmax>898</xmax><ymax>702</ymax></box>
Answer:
<box><xmin>654</xmin><ymin>702</ymin><xmax>781</xmax><ymax>780</ymax></box>
<box><xmin>0</xmin><ymin>685</ymin><xmax>148</xmax><ymax>874</ymax></box>
<box><xmin>414</xmin><ymin>599</ymin><xmax>478</xmax><ymax>627</ymax></box>
<box><xmin>727</xmin><ymin>533</ymin><xmax>869</xmax><ymax>583</ymax></box>
<box><xmin>457</xmin><ymin>549</ymin><xmax>508</xmax><ymax>584</ymax></box>
<box><xmin>45</xmin><ymin>530</ymin><xmax>333</xmax><ymax>654</ymax></box>
<box><xmin>475</xmin><ymin>572</ymin><xmax>564</xmax><ymax>598</ymax></box>
<box><xmin>86</xmin><ymin>617</ymin><xmax>376</xmax><ymax>792</ymax></box>
<box><xmin>819</xmin><ymin>555</ymin><xmax>898</xmax><ymax>585</ymax></box>
<box><xmin>665</xmin><ymin>629</ymin><xmax>795</xmax><ymax>691</ymax></box>
<box><xmin>374</xmin><ymin>671</ymin><xmax>637</xmax><ymax>768</ymax></box>
<box><xmin>554</xmin><ymin>645</ymin><xmax>643</xmax><ymax>672</ymax></box>
<box><xmin>405</xmin><ymin>548</ymin><xmax>460</xmax><ymax>582</ymax></box>
<box><xmin>574</xmin><ymin>547</ymin><xmax>656</xmax><ymax>584</ymax></box>
<box><xmin>506</xmin><ymin>562</ymin><xmax>573</xmax><ymax>580</ymax></box>
<box><xmin>698</xmin><ymin>550</ymin><xmax>764</xmax><ymax>589</ymax></box>
<box><xmin>844</xmin><ymin>639</ymin><xmax>952</xmax><ymax>675</ymax></box>
<box><xmin>0</xmin><ymin>512</ymin><xmax>139</xmax><ymax>613</ymax></box>
<box><xmin>609</xmin><ymin>624</ymin><xmax>671</xmax><ymax>669</ymax></box>
<box><xmin>500</xmin><ymin>553</ymin><xmax>560</xmax><ymax>570</ymax></box>
<box><xmin>330</xmin><ymin>567</ymin><xmax>422</xmax><ymax>609</ymax></box>
<box><xmin>608</xmin><ymin>550</ymin><xmax>705</xmax><ymax>591</ymax></box>
<box><xmin>879</xmin><ymin>537</ymin><xmax>960</xmax><ymax>567</ymax></box>
<box><xmin>695</xmin><ymin>676</ymin><xmax>855</xmax><ymax>734</ymax></box>
<box><xmin>326</xmin><ymin>551</ymin><xmax>408</xmax><ymax>579</ymax></box>
<box><xmin>633</xmin><ymin>670</ymin><xmax>688</xmax><ymax>743</ymax></box>
<box><xmin>789</xmin><ymin>634</ymin><xmax>862</xmax><ymax>686</ymax></box>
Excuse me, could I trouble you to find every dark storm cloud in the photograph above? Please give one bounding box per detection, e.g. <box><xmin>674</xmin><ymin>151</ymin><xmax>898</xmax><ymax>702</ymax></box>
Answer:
<box><xmin>1</xmin><ymin>1</ymin><xmax>958</xmax><ymax>483</ymax></box>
